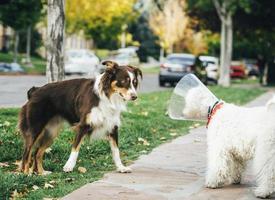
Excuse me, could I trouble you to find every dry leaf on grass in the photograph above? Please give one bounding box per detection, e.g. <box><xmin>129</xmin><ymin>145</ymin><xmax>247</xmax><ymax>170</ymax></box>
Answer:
<box><xmin>140</xmin><ymin>111</ymin><xmax>148</xmax><ymax>116</ymax></box>
<box><xmin>170</xmin><ymin>133</ymin><xmax>177</xmax><ymax>136</ymax></box>
<box><xmin>0</xmin><ymin>162</ymin><xmax>9</xmax><ymax>167</ymax></box>
<box><xmin>44</xmin><ymin>183</ymin><xmax>54</xmax><ymax>189</ymax></box>
<box><xmin>3</xmin><ymin>121</ymin><xmax>11</xmax><ymax>127</ymax></box>
<box><xmin>45</xmin><ymin>148</ymin><xmax>52</xmax><ymax>153</ymax></box>
<box><xmin>78</xmin><ymin>166</ymin><xmax>87</xmax><ymax>173</ymax></box>
<box><xmin>138</xmin><ymin>137</ymin><xmax>150</xmax><ymax>146</ymax></box>
<box><xmin>32</xmin><ymin>185</ymin><xmax>40</xmax><ymax>191</ymax></box>
<box><xmin>11</xmin><ymin>190</ymin><xmax>25</xmax><ymax>199</ymax></box>
<box><xmin>194</xmin><ymin>123</ymin><xmax>201</xmax><ymax>128</ymax></box>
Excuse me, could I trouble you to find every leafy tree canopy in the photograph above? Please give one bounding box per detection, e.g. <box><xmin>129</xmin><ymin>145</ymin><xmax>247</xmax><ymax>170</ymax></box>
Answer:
<box><xmin>0</xmin><ymin>0</ymin><xmax>43</xmax><ymax>30</ymax></box>
<box><xmin>66</xmin><ymin>0</ymin><xmax>137</xmax><ymax>48</ymax></box>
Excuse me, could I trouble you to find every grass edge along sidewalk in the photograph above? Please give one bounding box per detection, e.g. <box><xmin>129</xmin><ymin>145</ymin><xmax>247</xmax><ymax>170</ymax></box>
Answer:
<box><xmin>0</xmin><ymin>86</ymin><xmax>265</xmax><ymax>199</ymax></box>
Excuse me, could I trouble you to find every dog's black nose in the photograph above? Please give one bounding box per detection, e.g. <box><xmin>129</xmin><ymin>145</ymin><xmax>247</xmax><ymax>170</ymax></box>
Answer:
<box><xmin>131</xmin><ymin>95</ymin><xmax>137</xmax><ymax>100</ymax></box>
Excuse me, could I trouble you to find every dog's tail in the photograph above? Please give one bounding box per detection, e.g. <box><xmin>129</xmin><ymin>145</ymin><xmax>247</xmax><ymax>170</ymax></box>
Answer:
<box><xmin>18</xmin><ymin>105</ymin><xmax>28</xmax><ymax>134</ymax></box>
<box><xmin>27</xmin><ymin>86</ymin><xmax>39</xmax><ymax>99</ymax></box>
<box><xmin>266</xmin><ymin>95</ymin><xmax>275</xmax><ymax>111</ymax></box>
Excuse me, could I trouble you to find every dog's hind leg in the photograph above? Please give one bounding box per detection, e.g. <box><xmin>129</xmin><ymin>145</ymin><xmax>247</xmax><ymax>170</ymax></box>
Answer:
<box><xmin>230</xmin><ymin>158</ymin><xmax>246</xmax><ymax>185</ymax></box>
<box><xmin>254</xmin><ymin>144</ymin><xmax>275</xmax><ymax>198</ymax></box>
<box><xmin>63</xmin><ymin>124</ymin><xmax>91</xmax><ymax>172</ymax></box>
<box><xmin>109</xmin><ymin>126</ymin><xmax>131</xmax><ymax>173</ymax></box>
<box><xmin>33</xmin><ymin>117</ymin><xmax>63</xmax><ymax>175</ymax></box>
<box><xmin>19</xmin><ymin>104</ymin><xmax>50</xmax><ymax>174</ymax></box>
<box><xmin>205</xmin><ymin>146</ymin><xmax>233</xmax><ymax>188</ymax></box>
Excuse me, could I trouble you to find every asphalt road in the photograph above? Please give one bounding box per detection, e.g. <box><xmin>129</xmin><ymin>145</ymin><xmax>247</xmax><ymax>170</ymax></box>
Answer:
<box><xmin>0</xmin><ymin>74</ymin><xmax>168</xmax><ymax>108</ymax></box>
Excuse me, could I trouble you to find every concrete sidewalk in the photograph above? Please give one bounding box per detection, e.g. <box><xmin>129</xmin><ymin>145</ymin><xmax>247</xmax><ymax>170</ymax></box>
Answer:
<box><xmin>63</xmin><ymin>90</ymin><xmax>275</xmax><ymax>200</ymax></box>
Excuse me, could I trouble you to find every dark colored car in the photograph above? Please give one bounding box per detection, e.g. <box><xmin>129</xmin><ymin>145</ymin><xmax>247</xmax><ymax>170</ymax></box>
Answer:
<box><xmin>159</xmin><ymin>53</ymin><xmax>195</xmax><ymax>86</ymax></box>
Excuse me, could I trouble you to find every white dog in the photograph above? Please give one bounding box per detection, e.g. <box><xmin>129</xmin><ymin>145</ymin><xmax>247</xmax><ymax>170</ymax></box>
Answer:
<box><xmin>183</xmin><ymin>87</ymin><xmax>275</xmax><ymax>198</ymax></box>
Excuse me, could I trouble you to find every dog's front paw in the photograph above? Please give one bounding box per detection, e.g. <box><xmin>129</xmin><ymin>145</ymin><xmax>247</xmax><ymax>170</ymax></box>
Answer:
<box><xmin>63</xmin><ymin>162</ymin><xmax>75</xmax><ymax>172</ymax></box>
<box><xmin>117</xmin><ymin>166</ymin><xmax>132</xmax><ymax>173</ymax></box>
<box><xmin>254</xmin><ymin>187</ymin><xmax>271</xmax><ymax>199</ymax></box>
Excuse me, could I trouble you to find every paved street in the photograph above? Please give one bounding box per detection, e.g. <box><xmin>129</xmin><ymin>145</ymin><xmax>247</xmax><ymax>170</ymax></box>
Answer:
<box><xmin>63</xmin><ymin>91</ymin><xmax>275</xmax><ymax>200</ymax></box>
<box><xmin>0</xmin><ymin>74</ymin><xmax>167</xmax><ymax>108</ymax></box>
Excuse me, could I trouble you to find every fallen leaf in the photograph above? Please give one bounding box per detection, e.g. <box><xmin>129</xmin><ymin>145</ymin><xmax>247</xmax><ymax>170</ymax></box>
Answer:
<box><xmin>0</xmin><ymin>162</ymin><xmax>9</xmax><ymax>167</ymax></box>
<box><xmin>3</xmin><ymin>121</ymin><xmax>10</xmax><ymax>127</ymax></box>
<box><xmin>194</xmin><ymin>123</ymin><xmax>201</xmax><ymax>128</ymax></box>
<box><xmin>49</xmin><ymin>180</ymin><xmax>56</xmax><ymax>184</ymax></box>
<box><xmin>78</xmin><ymin>166</ymin><xmax>87</xmax><ymax>173</ymax></box>
<box><xmin>11</xmin><ymin>189</ymin><xmax>25</xmax><ymax>199</ymax></box>
<box><xmin>140</xmin><ymin>111</ymin><xmax>148</xmax><ymax>116</ymax></box>
<box><xmin>189</xmin><ymin>126</ymin><xmax>194</xmax><ymax>129</ymax></box>
<box><xmin>160</xmin><ymin>137</ymin><xmax>166</xmax><ymax>140</ymax></box>
<box><xmin>138</xmin><ymin>137</ymin><xmax>150</xmax><ymax>146</ymax></box>
<box><xmin>32</xmin><ymin>185</ymin><xmax>40</xmax><ymax>191</ymax></box>
<box><xmin>44</xmin><ymin>183</ymin><xmax>54</xmax><ymax>189</ymax></box>
<box><xmin>45</xmin><ymin>148</ymin><xmax>52</xmax><ymax>153</ymax></box>
<box><xmin>193</xmin><ymin>139</ymin><xmax>201</xmax><ymax>143</ymax></box>
<box><xmin>170</xmin><ymin>133</ymin><xmax>177</xmax><ymax>136</ymax></box>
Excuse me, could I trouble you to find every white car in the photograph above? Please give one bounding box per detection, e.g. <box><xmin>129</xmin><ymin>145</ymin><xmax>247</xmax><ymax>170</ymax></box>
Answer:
<box><xmin>199</xmin><ymin>56</ymin><xmax>219</xmax><ymax>83</ymax></box>
<box><xmin>65</xmin><ymin>49</ymin><xmax>100</xmax><ymax>76</ymax></box>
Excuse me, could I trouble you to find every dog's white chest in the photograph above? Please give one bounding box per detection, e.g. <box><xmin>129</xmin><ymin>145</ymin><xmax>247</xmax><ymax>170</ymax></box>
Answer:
<box><xmin>86</xmin><ymin>97</ymin><xmax>126</xmax><ymax>139</ymax></box>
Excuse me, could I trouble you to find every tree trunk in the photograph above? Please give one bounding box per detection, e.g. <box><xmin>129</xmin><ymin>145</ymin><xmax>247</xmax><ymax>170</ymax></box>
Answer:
<box><xmin>26</xmin><ymin>25</ymin><xmax>32</xmax><ymax>66</ymax></box>
<box><xmin>13</xmin><ymin>31</ymin><xmax>19</xmax><ymax>63</ymax></box>
<box><xmin>218</xmin><ymin>14</ymin><xmax>232</xmax><ymax>87</ymax></box>
<box><xmin>46</xmin><ymin>0</ymin><xmax>65</xmax><ymax>83</ymax></box>
<box><xmin>160</xmin><ymin>47</ymin><xmax>164</xmax><ymax>62</ymax></box>
<box><xmin>1</xmin><ymin>25</ymin><xmax>8</xmax><ymax>53</ymax></box>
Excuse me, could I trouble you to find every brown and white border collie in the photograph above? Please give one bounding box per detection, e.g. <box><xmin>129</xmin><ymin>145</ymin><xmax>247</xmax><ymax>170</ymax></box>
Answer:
<box><xmin>18</xmin><ymin>61</ymin><xmax>142</xmax><ymax>175</ymax></box>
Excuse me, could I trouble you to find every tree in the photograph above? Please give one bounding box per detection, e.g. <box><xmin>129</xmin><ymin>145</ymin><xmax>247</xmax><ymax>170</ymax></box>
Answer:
<box><xmin>149</xmin><ymin>0</ymin><xmax>189</xmax><ymax>59</ymax></box>
<box><xmin>46</xmin><ymin>0</ymin><xmax>65</xmax><ymax>83</ymax></box>
<box><xmin>66</xmin><ymin>0</ymin><xmax>137</xmax><ymax>49</ymax></box>
<box><xmin>187</xmin><ymin>0</ymin><xmax>251</xmax><ymax>86</ymax></box>
<box><xmin>0</xmin><ymin>0</ymin><xmax>43</xmax><ymax>63</ymax></box>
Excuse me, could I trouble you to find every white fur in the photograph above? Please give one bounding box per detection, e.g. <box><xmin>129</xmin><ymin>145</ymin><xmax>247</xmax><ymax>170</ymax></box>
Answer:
<box><xmin>87</xmin><ymin>74</ymin><xmax>127</xmax><ymax>140</ymax></box>
<box><xmin>63</xmin><ymin>151</ymin><xmax>79</xmax><ymax>172</ymax></box>
<box><xmin>63</xmin><ymin>72</ymin><xmax>132</xmax><ymax>173</ymax></box>
<box><xmin>184</xmin><ymin>87</ymin><xmax>275</xmax><ymax>198</ymax></box>
<box><xmin>109</xmin><ymin>139</ymin><xmax>132</xmax><ymax>173</ymax></box>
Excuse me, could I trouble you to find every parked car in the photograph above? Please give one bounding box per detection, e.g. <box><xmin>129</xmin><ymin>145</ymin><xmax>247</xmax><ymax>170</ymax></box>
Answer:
<box><xmin>65</xmin><ymin>49</ymin><xmax>100</xmax><ymax>76</ymax></box>
<box><xmin>199</xmin><ymin>56</ymin><xmax>219</xmax><ymax>84</ymax></box>
<box><xmin>230</xmin><ymin>61</ymin><xmax>246</xmax><ymax>78</ymax></box>
<box><xmin>243</xmin><ymin>59</ymin><xmax>259</xmax><ymax>76</ymax></box>
<box><xmin>110</xmin><ymin>52</ymin><xmax>140</xmax><ymax>66</ymax></box>
<box><xmin>0</xmin><ymin>62</ymin><xmax>24</xmax><ymax>73</ymax></box>
<box><xmin>159</xmin><ymin>53</ymin><xmax>195</xmax><ymax>86</ymax></box>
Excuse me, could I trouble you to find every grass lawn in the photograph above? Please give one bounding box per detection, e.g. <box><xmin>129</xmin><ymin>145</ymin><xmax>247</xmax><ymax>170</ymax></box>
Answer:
<box><xmin>140</xmin><ymin>66</ymin><xmax>160</xmax><ymax>74</ymax></box>
<box><xmin>0</xmin><ymin>52</ymin><xmax>46</xmax><ymax>75</ymax></box>
<box><xmin>0</xmin><ymin>86</ymin><xmax>265</xmax><ymax>199</ymax></box>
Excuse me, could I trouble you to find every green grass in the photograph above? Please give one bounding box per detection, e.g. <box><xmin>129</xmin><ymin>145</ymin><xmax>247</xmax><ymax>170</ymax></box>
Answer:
<box><xmin>0</xmin><ymin>87</ymin><xmax>265</xmax><ymax>199</ymax></box>
<box><xmin>140</xmin><ymin>66</ymin><xmax>160</xmax><ymax>74</ymax></box>
<box><xmin>0</xmin><ymin>52</ymin><xmax>46</xmax><ymax>74</ymax></box>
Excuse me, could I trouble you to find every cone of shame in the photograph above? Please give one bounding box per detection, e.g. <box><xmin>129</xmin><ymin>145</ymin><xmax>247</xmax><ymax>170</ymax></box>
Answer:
<box><xmin>168</xmin><ymin>74</ymin><xmax>219</xmax><ymax>121</ymax></box>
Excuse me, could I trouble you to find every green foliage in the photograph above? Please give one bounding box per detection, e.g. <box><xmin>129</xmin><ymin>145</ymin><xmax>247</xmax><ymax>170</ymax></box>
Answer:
<box><xmin>66</xmin><ymin>0</ymin><xmax>138</xmax><ymax>49</ymax></box>
<box><xmin>129</xmin><ymin>15</ymin><xmax>160</xmax><ymax>62</ymax></box>
<box><xmin>0</xmin><ymin>0</ymin><xmax>43</xmax><ymax>31</ymax></box>
<box><xmin>0</xmin><ymin>87</ymin><xmax>265</xmax><ymax>199</ymax></box>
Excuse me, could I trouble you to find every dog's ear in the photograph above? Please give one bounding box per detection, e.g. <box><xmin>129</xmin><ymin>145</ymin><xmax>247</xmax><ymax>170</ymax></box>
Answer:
<box><xmin>102</xmin><ymin>61</ymin><xmax>118</xmax><ymax>69</ymax></box>
<box><xmin>102</xmin><ymin>61</ymin><xmax>119</xmax><ymax>75</ymax></box>
<box><xmin>127</xmin><ymin>65</ymin><xmax>143</xmax><ymax>80</ymax></box>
